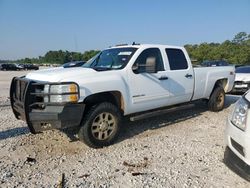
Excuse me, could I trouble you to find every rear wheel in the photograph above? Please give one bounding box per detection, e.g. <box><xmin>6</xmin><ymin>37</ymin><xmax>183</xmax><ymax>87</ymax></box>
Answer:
<box><xmin>208</xmin><ymin>86</ymin><xmax>225</xmax><ymax>112</ymax></box>
<box><xmin>78</xmin><ymin>102</ymin><xmax>121</xmax><ymax>148</ymax></box>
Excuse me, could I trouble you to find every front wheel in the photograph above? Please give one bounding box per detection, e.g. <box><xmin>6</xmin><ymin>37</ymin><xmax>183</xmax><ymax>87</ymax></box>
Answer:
<box><xmin>208</xmin><ymin>86</ymin><xmax>225</xmax><ymax>112</ymax></box>
<box><xmin>78</xmin><ymin>102</ymin><xmax>121</xmax><ymax>148</ymax></box>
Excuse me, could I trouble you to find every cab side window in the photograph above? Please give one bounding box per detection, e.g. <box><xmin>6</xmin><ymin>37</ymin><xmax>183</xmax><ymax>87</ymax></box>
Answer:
<box><xmin>165</xmin><ymin>49</ymin><xmax>188</xmax><ymax>70</ymax></box>
<box><xmin>133</xmin><ymin>48</ymin><xmax>164</xmax><ymax>73</ymax></box>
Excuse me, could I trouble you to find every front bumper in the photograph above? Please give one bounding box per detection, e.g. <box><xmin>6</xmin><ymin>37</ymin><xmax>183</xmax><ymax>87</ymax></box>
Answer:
<box><xmin>224</xmin><ymin>117</ymin><xmax>250</xmax><ymax>180</ymax></box>
<box><xmin>224</xmin><ymin>147</ymin><xmax>250</xmax><ymax>181</ymax></box>
<box><xmin>225</xmin><ymin>118</ymin><xmax>250</xmax><ymax>165</ymax></box>
<box><xmin>231</xmin><ymin>87</ymin><xmax>249</xmax><ymax>94</ymax></box>
<box><xmin>10</xmin><ymin>77</ymin><xmax>85</xmax><ymax>133</ymax></box>
<box><xmin>28</xmin><ymin>104</ymin><xmax>85</xmax><ymax>133</ymax></box>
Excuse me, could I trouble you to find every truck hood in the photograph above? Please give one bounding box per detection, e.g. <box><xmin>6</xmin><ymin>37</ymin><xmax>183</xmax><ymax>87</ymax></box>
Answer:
<box><xmin>25</xmin><ymin>67</ymin><xmax>97</xmax><ymax>82</ymax></box>
<box><xmin>235</xmin><ymin>73</ymin><xmax>250</xmax><ymax>82</ymax></box>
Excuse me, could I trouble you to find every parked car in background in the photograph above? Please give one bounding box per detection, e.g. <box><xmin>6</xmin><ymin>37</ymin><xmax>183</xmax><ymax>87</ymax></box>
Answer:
<box><xmin>0</xmin><ymin>63</ymin><xmax>22</xmax><ymax>71</ymax></box>
<box><xmin>16</xmin><ymin>64</ymin><xmax>24</xmax><ymax>70</ymax></box>
<box><xmin>235</xmin><ymin>64</ymin><xmax>245</xmax><ymax>68</ymax></box>
<box><xmin>224</xmin><ymin>92</ymin><xmax>250</xmax><ymax>181</ymax></box>
<box><xmin>22</xmin><ymin>64</ymin><xmax>39</xmax><ymax>70</ymax></box>
<box><xmin>200</xmin><ymin>60</ymin><xmax>229</xmax><ymax>67</ymax></box>
<box><xmin>62</xmin><ymin>61</ymin><xmax>85</xmax><ymax>68</ymax></box>
<box><xmin>231</xmin><ymin>66</ymin><xmax>250</xmax><ymax>93</ymax></box>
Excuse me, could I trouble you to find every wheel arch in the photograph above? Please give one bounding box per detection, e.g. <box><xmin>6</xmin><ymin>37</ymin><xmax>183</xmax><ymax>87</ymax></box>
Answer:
<box><xmin>83</xmin><ymin>91</ymin><xmax>125</xmax><ymax>115</ymax></box>
<box><xmin>210</xmin><ymin>78</ymin><xmax>228</xmax><ymax>97</ymax></box>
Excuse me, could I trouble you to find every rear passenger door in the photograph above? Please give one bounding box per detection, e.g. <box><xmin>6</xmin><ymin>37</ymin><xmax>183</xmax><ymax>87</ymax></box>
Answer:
<box><xmin>165</xmin><ymin>48</ymin><xmax>194</xmax><ymax>104</ymax></box>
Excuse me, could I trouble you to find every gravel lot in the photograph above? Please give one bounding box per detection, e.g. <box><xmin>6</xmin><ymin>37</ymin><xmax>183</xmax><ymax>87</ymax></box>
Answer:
<box><xmin>0</xmin><ymin>70</ymin><xmax>249</xmax><ymax>187</ymax></box>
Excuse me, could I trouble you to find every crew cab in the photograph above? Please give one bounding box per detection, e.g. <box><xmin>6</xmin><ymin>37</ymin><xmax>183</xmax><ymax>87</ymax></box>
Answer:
<box><xmin>10</xmin><ymin>44</ymin><xmax>235</xmax><ymax>148</ymax></box>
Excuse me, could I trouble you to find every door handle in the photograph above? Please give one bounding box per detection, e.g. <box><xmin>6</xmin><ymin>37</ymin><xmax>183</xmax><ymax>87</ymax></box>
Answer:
<box><xmin>185</xmin><ymin>74</ymin><xmax>193</xmax><ymax>78</ymax></box>
<box><xmin>159</xmin><ymin>76</ymin><xmax>168</xmax><ymax>80</ymax></box>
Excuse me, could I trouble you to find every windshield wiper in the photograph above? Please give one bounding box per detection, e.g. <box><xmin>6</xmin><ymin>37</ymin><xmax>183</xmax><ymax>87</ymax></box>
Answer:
<box><xmin>92</xmin><ymin>67</ymin><xmax>113</xmax><ymax>71</ymax></box>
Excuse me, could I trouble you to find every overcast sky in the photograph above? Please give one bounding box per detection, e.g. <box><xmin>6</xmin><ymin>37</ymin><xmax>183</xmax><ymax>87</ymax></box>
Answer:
<box><xmin>0</xmin><ymin>0</ymin><xmax>250</xmax><ymax>60</ymax></box>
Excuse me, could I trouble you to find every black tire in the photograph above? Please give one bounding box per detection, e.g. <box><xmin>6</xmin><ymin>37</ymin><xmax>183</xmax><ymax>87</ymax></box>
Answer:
<box><xmin>208</xmin><ymin>86</ymin><xmax>225</xmax><ymax>112</ymax></box>
<box><xmin>78</xmin><ymin>102</ymin><xmax>121</xmax><ymax>148</ymax></box>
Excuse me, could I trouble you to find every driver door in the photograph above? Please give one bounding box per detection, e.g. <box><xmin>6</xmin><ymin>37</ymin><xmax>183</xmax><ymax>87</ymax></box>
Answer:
<box><xmin>128</xmin><ymin>48</ymin><xmax>171</xmax><ymax>113</ymax></box>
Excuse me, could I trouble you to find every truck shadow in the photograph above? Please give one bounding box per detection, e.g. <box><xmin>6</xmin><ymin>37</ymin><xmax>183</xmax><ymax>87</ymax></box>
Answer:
<box><xmin>118</xmin><ymin>102</ymin><xmax>207</xmax><ymax>142</ymax></box>
<box><xmin>0</xmin><ymin>127</ymin><xmax>29</xmax><ymax>141</ymax></box>
<box><xmin>117</xmin><ymin>94</ymin><xmax>240</xmax><ymax>144</ymax></box>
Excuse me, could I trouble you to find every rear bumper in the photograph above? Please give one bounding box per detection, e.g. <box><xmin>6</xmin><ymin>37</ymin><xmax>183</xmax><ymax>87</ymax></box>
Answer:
<box><xmin>10</xmin><ymin>77</ymin><xmax>85</xmax><ymax>133</ymax></box>
<box><xmin>231</xmin><ymin>82</ymin><xmax>250</xmax><ymax>94</ymax></box>
<box><xmin>231</xmin><ymin>87</ymin><xmax>249</xmax><ymax>94</ymax></box>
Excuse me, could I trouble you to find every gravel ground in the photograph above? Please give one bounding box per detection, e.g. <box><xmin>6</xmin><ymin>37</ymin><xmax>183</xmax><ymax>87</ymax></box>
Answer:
<box><xmin>0</xmin><ymin>70</ymin><xmax>249</xmax><ymax>187</ymax></box>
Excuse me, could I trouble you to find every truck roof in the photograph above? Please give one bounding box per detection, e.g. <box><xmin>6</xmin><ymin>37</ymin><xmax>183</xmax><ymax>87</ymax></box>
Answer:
<box><xmin>109</xmin><ymin>44</ymin><xmax>183</xmax><ymax>50</ymax></box>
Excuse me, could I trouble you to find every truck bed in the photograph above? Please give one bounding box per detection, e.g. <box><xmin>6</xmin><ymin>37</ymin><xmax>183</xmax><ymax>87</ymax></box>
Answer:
<box><xmin>192</xmin><ymin>66</ymin><xmax>235</xmax><ymax>100</ymax></box>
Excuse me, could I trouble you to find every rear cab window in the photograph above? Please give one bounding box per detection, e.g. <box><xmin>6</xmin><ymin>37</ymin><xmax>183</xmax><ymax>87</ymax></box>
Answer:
<box><xmin>165</xmin><ymin>48</ymin><xmax>188</xmax><ymax>70</ymax></box>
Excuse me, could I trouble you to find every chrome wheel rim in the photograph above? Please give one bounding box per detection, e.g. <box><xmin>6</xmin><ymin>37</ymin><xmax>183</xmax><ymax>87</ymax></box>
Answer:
<box><xmin>91</xmin><ymin>112</ymin><xmax>116</xmax><ymax>140</ymax></box>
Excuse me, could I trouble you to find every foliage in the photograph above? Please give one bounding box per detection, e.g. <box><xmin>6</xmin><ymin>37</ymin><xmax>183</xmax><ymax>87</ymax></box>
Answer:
<box><xmin>185</xmin><ymin>32</ymin><xmax>250</xmax><ymax>65</ymax></box>
<box><xmin>0</xmin><ymin>50</ymin><xmax>100</xmax><ymax>65</ymax></box>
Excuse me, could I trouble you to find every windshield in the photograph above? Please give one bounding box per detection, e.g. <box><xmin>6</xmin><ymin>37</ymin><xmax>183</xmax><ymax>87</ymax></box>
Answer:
<box><xmin>236</xmin><ymin>66</ymin><xmax>250</xmax><ymax>73</ymax></box>
<box><xmin>82</xmin><ymin>47</ymin><xmax>137</xmax><ymax>71</ymax></box>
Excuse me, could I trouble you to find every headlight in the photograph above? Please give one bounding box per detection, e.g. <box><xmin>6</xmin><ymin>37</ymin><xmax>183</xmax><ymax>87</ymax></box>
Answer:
<box><xmin>231</xmin><ymin>97</ymin><xmax>249</xmax><ymax>131</ymax></box>
<box><xmin>44</xmin><ymin>83</ymin><xmax>79</xmax><ymax>103</ymax></box>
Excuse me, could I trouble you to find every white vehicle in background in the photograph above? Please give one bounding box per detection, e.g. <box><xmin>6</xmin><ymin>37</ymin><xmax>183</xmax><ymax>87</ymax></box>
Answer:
<box><xmin>10</xmin><ymin>44</ymin><xmax>235</xmax><ymax>148</ymax></box>
<box><xmin>231</xmin><ymin>66</ymin><xmax>250</xmax><ymax>93</ymax></box>
<box><xmin>224</xmin><ymin>92</ymin><xmax>250</xmax><ymax>181</ymax></box>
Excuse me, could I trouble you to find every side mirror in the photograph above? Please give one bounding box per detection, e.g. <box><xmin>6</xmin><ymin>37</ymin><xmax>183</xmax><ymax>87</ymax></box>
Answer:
<box><xmin>132</xmin><ymin>63</ymin><xmax>139</xmax><ymax>72</ymax></box>
<box><xmin>132</xmin><ymin>57</ymin><xmax>157</xmax><ymax>74</ymax></box>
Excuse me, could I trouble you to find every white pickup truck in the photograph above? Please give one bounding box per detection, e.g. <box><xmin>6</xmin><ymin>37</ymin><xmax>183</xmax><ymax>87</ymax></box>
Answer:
<box><xmin>10</xmin><ymin>44</ymin><xmax>235</xmax><ymax>148</ymax></box>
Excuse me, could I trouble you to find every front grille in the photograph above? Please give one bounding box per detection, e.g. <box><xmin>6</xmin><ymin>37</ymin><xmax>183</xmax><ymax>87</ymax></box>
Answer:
<box><xmin>11</xmin><ymin>78</ymin><xmax>79</xmax><ymax>113</ymax></box>
<box><xmin>11</xmin><ymin>77</ymin><xmax>46</xmax><ymax>113</ymax></box>
<box><xmin>29</xmin><ymin>84</ymin><xmax>45</xmax><ymax>109</ymax></box>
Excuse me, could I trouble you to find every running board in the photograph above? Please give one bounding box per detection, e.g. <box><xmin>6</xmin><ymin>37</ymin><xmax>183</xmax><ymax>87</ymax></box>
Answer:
<box><xmin>129</xmin><ymin>103</ymin><xmax>195</xmax><ymax>121</ymax></box>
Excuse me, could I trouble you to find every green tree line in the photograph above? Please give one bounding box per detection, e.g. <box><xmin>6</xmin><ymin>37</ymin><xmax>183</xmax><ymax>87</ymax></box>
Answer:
<box><xmin>0</xmin><ymin>50</ymin><xmax>100</xmax><ymax>65</ymax></box>
<box><xmin>185</xmin><ymin>32</ymin><xmax>250</xmax><ymax>65</ymax></box>
<box><xmin>1</xmin><ymin>32</ymin><xmax>250</xmax><ymax>65</ymax></box>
